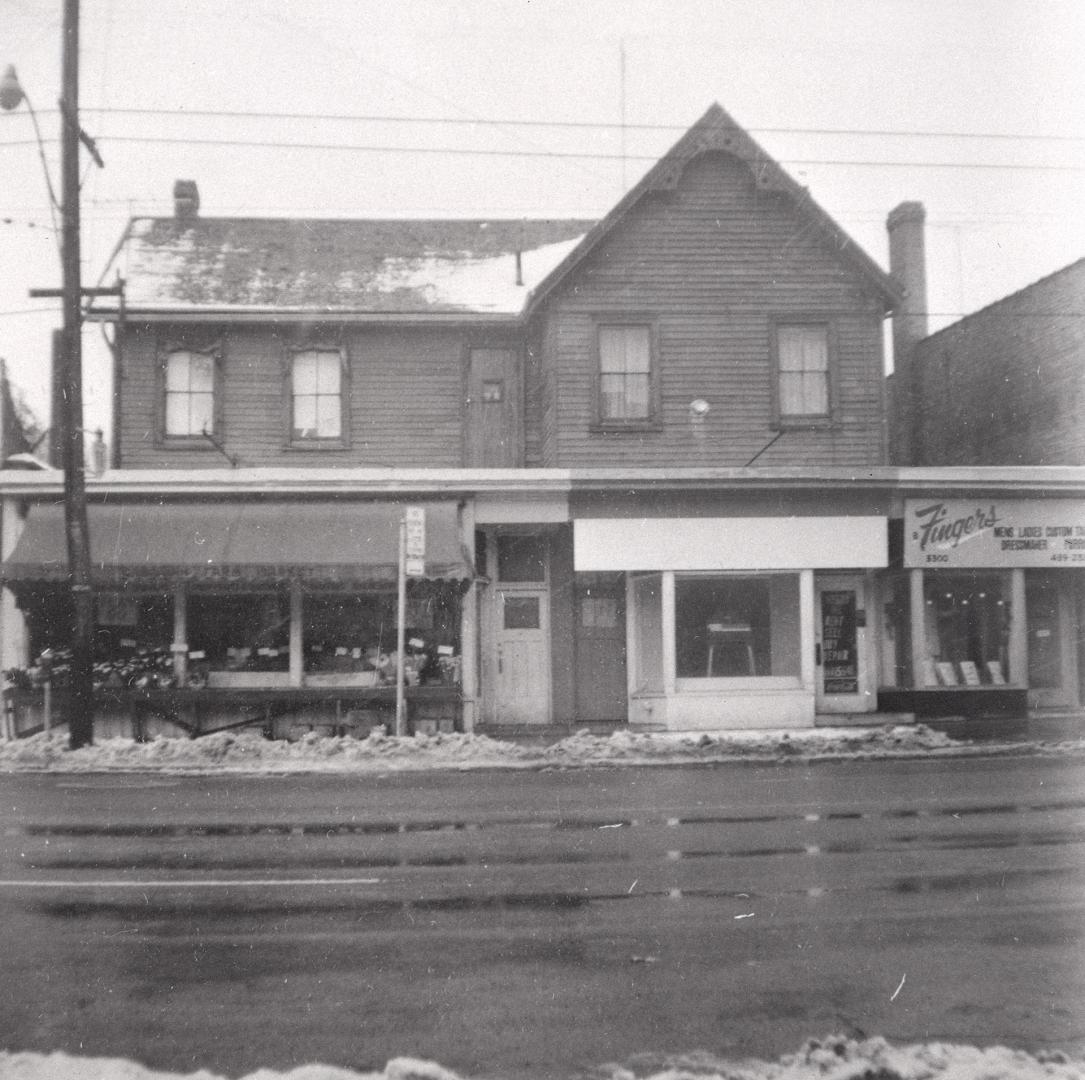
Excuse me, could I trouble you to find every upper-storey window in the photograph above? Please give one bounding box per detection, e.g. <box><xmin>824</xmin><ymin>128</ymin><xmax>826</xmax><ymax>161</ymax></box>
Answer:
<box><xmin>774</xmin><ymin>323</ymin><xmax>831</xmax><ymax>425</ymax></box>
<box><xmin>290</xmin><ymin>349</ymin><xmax>346</xmax><ymax>445</ymax></box>
<box><xmin>596</xmin><ymin>324</ymin><xmax>657</xmax><ymax>427</ymax></box>
<box><xmin>163</xmin><ymin>348</ymin><xmax>217</xmax><ymax>438</ymax></box>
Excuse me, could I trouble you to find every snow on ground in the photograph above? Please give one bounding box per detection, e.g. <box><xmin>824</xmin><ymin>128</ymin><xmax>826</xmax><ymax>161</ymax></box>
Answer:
<box><xmin>0</xmin><ymin>723</ymin><xmax>1034</xmax><ymax>774</ymax></box>
<box><xmin>0</xmin><ymin>722</ymin><xmax>1082</xmax><ymax>775</ymax></box>
<box><xmin>2</xmin><ymin>1035</ymin><xmax>1083</xmax><ymax>1080</ymax></box>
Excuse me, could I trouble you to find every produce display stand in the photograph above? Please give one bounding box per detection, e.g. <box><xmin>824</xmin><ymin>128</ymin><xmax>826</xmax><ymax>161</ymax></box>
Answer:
<box><xmin>2</xmin><ymin>684</ymin><xmax>462</xmax><ymax>740</ymax></box>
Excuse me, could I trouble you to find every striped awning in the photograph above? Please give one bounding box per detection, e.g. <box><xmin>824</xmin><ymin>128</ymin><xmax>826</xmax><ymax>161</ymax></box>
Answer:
<box><xmin>2</xmin><ymin>501</ymin><xmax>471</xmax><ymax>587</ymax></box>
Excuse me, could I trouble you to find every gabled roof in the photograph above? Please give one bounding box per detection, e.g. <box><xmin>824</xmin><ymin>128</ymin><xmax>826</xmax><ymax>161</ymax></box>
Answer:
<box><xmin>526</xmin><ymin>102</ymin><xmax>901</xmax><ymax>315</ymax></box>
<box><xmin>91</xmin><ymin>217</ymin><xmax>594</xmax><ymax>320</ymax></box>
<box><xmin>90</xmin><ymin>102</ymin><xmax>899</xmax><ymax>323</ymax></box>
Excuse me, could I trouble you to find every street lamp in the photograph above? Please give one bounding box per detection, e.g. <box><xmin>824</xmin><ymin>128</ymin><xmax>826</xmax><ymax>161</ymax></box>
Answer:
<box><xmin>3</xmin><ymin>3</ymin><xmax>99</xmax><ymax>750</ymax></box>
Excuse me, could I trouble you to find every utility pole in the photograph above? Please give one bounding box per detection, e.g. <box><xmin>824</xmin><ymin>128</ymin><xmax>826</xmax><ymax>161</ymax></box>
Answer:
<box><xmin>59</xmin><ymin>0</ymin><xmax>95</xmax><ymax>749</ymax></box>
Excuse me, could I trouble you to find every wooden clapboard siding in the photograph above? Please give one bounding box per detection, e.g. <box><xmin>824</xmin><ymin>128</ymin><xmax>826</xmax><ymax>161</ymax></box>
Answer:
<box><xmin>117</xmin><ymin>324</ymin><xmax>474</xmax><ymax>469</ymax></box>
<box><xmin>535</xmin><ymin>151</ymin><xmax>888</xmax><ymax>468</ymax></box>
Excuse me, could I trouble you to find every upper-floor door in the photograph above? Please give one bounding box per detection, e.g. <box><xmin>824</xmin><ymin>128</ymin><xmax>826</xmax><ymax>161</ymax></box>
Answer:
<box><xmin>465</xmin><ymin>348</ymin><xmax>521</xmax><ymax>467</ymax></box>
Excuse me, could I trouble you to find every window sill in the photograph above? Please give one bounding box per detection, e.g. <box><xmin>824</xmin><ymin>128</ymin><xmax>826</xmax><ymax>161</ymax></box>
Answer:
<box><xmin>155</xmin><ymin>436</ymin><xmax>221</xmax><ymax>450</ymax></box>
<box><xmin>675</xmin><ymin>676</ymin><xmax>803</xmax><ymax>692</ymax></box>
<box><xmin>773</xmin><ymin>417</ymin><xmax>835</xmax><ymax>432</ymax></box>
<box><xmin>284</xmin><ymin>441</ymin><xmax>350</xmax><ymax>452</ymax></box>
<box><xmin>589</xmin><ymin>421</ymin><xmax>662</xmax><ymax>435</ymax></box>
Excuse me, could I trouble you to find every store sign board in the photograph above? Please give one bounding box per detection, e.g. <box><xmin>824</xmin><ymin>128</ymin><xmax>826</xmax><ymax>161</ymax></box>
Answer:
<box><xmin>904</xmin><ymin>498</ymin><xmax>1085</xmax><ymax>568</ymax></box>
<box><xmin>574</xmin><ymin>517</ymin><xmax>887</xmax><ymax>571</ymax></box>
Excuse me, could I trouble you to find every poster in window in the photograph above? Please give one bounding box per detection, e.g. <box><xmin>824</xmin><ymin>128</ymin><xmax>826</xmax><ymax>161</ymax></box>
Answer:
<box><xmin>821</xmin><ymin>589</ymin><xmax>858</xmax><ymax>694</ymax></box>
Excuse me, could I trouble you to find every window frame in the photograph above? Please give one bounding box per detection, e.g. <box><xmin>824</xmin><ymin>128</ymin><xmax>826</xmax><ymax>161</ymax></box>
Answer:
<box><xmin>591</xmin><ymin>318</ymin><xmax>662</xmax><ymax>432</ymax></box>
<box><xmin>770</xmin><ymin>318</ymin><xmax>837</xmax><ymax>430</ymax></box>
<box><xmin>284</xmin><ymin>343</ymin><xmax>350</xmax><ymax>450</ymax></box>
<box><xmin>156</xmin><ymin>339</ymin><xmax>223</xmax><ymax>447</ymax></box>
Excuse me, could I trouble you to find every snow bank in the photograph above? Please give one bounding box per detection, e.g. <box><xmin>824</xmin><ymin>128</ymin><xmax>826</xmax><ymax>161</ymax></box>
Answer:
<box><xmin>1</xmin><ymin>1036</ymin><xmax>1082</xmax><ymax>1080</ymax></box>
<box><xmin>0</xmin><ymin>724</ymin><xmax>974</xmax><ymax>774</ymax></box>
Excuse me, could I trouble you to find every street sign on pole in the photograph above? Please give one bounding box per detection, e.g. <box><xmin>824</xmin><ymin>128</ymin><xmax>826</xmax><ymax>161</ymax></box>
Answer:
<box><xmin>405</xmin><ymin>505</ymin><xmax>426</xmax><ymax>577</ymax></box>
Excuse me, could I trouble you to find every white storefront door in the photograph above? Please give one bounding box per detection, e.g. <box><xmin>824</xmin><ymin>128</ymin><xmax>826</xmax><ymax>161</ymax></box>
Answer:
<box><xmin>490</xmin><ymin>587</ymin><xmax>551</xmax><ymax>725</ymax></box>
<box><xmin>815</xmin><ymin>574</ymin><xmax>875</xmax><ymax>713</ymax></box>
<box><xmin>481</xmin><ymin>533</ymin><xmax>552</xmax><ymax>726</ymax></box>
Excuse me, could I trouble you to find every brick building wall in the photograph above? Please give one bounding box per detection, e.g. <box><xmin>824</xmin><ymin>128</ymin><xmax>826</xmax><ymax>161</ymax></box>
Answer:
<box><xmin>895</xmin><ymin>259</ymin><xmax>1085</xmax><ymax>466</ymax></box>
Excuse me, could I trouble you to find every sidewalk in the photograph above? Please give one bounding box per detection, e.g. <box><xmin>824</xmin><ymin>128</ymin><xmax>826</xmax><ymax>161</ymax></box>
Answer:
<box><xmin>918</xmin><ymin>709</ymin><xmax>1085</xmax><ymax>745</ymax></box>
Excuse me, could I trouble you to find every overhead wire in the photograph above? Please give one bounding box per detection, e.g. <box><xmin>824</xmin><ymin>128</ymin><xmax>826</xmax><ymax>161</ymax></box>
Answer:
<box><xmin>3</xmin><ymin>133</ymin><xmax>1079</xmax><ymax>173</ymax></box>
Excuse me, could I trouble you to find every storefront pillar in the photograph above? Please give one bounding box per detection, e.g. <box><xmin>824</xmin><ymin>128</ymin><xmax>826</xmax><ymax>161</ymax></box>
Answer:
<box><xmin>799</xmin><ymin>570</ymin><xmax>815</xmax><ymax>691</ymax></box>
<box><xmin>661</xmin><ymin>571</ymin><xmax>676</xmax><ymax>694</ymax></box>
<box><xmin>289</xmin><ymin>580</ymin><xmax>303</xmax><ymax>687</ymax></box>
<box><xmin>908</xmin><ymin>568</ymin><xmax>927</xmax><ymax>686</ymax></box>
<box><xmin>460</xmin><ymin>580</ymin><xmax>478</xmax><ymax>733</ymax></box>
<box><xmin>171</xmin><ymin>585</ymin><xmax>187</xmax><ymax>686</ymax></box>
<box><xmin>1009</xmin><ymin>568</ymin><xmax>1028</xmax><ymax>687</ymax></box>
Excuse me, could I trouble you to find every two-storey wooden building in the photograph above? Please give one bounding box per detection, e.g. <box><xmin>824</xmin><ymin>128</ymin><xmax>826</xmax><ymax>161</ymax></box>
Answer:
<box><xmin>3</xmin><ymin>104</ymin><xmax>1083</xmax><ymax>736</ymax></box>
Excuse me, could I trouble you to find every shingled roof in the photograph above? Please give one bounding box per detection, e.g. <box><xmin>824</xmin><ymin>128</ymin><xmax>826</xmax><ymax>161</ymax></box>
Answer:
<box><xmin>93</xmin><ymin>217</ymin><xmax>594</xmax><ymax>319</ymax></box>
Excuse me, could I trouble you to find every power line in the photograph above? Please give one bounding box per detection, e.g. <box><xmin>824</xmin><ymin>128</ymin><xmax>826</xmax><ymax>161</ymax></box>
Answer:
<box><xmin>5</xmin><ymin>134</ymin><xmax>1078</xmax><ymax>174</ymax></box>
<box><xmin>68</xmin><ymin>107</ymin><xmax>1085</xmax><ymax>145</ymax></box>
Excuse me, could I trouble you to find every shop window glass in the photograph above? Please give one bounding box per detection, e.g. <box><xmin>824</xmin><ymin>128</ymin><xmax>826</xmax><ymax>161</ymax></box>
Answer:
<box><xmin>921</xmin><ymin>572</ymin><xmax>1010</xmax><ymax>687</ymax></box>
<box><xmin>675</xmin><ymin>574</ymin><xmax>800</xmax><ymax>680</ymax></box>
<box><xmin>1026</xmin><ymin>574</ymin><xmax>1063</xmax><ymax>690</ymax></box>
<box><xmin>188</xmin><ymin>593</ymin><xmax>290</xmax><ymax>672</ymax></box>
<box><xmin>303</xmin><ymin>587</ymin><xmax>460</xmax><ymax>685</ymax></box>
<box><xmin>496</xmin><ymin>535</ymin><xmax>546</xmax><ymax>582</ymax></box>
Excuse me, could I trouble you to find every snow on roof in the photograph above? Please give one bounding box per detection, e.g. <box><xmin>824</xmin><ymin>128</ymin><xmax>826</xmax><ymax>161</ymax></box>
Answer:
<box><xmin>97</xmin><ymin>217</ymin><xmax>593</xmax><ymax>316</ymax></box>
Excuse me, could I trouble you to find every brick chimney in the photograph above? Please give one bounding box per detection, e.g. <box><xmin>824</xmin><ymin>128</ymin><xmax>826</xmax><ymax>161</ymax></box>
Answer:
<box><xmin>886</xmin><ymin>201</ymin><xmax>928</xmax><ymax>463</ymax></box>
<box><xmin>887</xmin><ymin>201</ymin><xmax>928</xmax><ymax>363</ymax></box>
<box><xmin>173</xmin><ymin>179</ymin><xmax>200</xmax><ymax>220</ymax></box>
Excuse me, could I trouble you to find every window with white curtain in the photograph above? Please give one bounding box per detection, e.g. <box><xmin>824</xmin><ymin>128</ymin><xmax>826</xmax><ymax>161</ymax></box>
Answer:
<box><xmin>776</xmin><ymin>324</ymin><xmax>829</xmax><ymax>420</ymax></box>
<box><xmin>164</xmin><ymin>350</ymin><xmax>216</xmax><ymax>437</ymax></box>
<box><xmin>598</xmin><ymin>324</ymin><xmax>653</xmax><ymax>423</ymax></box>
<box><xmin>291</xmin><ymin>350</ymin><xmax>343</xmax><ymax>441</ymax></box>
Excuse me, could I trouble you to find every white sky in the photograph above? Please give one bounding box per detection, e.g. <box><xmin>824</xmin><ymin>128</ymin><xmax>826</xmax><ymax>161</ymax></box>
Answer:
<box><xmin>1</xmin><ymin>0</ymin><xmax>1083</xmax><ymax>442</ymax></box>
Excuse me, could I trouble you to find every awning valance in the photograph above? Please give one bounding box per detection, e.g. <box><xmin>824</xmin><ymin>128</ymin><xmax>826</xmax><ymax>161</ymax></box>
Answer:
<box><xmin>2</xmin><ymin>501</ymin><xmax>472</xmax><ymax>587</ymax></box>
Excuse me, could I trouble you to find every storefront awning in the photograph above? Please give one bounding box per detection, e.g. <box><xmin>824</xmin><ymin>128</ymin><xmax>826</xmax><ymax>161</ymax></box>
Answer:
<box><xmin>2</xmin><ymin>501</ymin><xmax>472</xmax><ymax>587</ymax></box>
<box><xmin>574</xmin><ymin>516</ymin><xmax>888</xmax><ymax>571</ymax></box>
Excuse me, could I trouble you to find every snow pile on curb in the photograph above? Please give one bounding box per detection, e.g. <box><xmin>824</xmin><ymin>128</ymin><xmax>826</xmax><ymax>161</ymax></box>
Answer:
<box><xmin>0</xmin><ymin>723</ymin><xmax>973</xmax><ymax>774</ymax></box>
<box><xmin>2</xmin><ymin>1036</ymin><xmax>1082</xmax><ymax>1080</ymax></box>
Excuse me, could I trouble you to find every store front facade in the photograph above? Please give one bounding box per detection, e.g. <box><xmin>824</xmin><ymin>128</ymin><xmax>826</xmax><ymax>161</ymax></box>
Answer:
<box><xmin>1</xmin><ymin>496</ymin><xmax>475</xmax><ymax>737</ymax></box>
<box><xmin>2</xmin><ymin>472</ymin><xmax>1083</xmax><ymax>737</ymax></box>
<box><xmin>570</xmin><ymin>493</ymin><xmax>890</xmax><ymax>731</ymax></box>
<box><xmin>877</xmin><ymin>495</ymin><xmax>1085</xmax><ymax>717</ymax></box>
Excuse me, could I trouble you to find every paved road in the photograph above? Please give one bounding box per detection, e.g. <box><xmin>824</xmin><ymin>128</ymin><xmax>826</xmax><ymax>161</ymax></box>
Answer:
<box><xmin>1</xmin><ymin>754</ymin><xmax>1083</xmax><ymax>1079</ymax></box>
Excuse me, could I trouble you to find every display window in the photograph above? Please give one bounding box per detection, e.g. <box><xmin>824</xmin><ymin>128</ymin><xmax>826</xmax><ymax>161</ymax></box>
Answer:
<box><xmin>921</xmin><ymin>571</ymin><xmax>1010</xmax><ymax>687</ymax></box>
<box><xmin>303</xmin><ymin>585</ymin><xmax>462</xmax><ymax>686</ymax></box>
<box><xmin>188</xmin><ymin>592</ymin><xmax>290</xmax><ymax>673</ymax></box>
<box><xmin>675</xmin><ymin>574</ymin><xmax>800</xmax><ymax>682</ymax></box>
